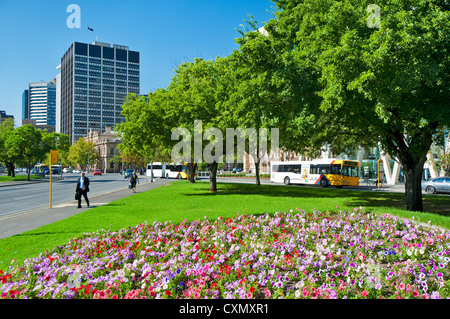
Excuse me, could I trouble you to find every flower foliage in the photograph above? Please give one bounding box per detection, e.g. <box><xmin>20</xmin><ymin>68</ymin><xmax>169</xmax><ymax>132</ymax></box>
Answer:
<box><xmin>1</xmin><ymin>208</ymin><xmax>449</xmax><ymax>299</ymax></box>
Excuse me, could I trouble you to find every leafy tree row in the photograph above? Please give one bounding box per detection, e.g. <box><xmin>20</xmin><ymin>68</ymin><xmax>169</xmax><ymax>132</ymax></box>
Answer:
<box><xmin>0</xmin><ymin>120</ymin><xmax>104</xmax><ymax>178</ymax></box>
<box><xmin>0</xmin><ymin>119</ymin><xmax>70</xmax><ymax>180</ymax></box>
<box><xmin>117</xmin><ymin>0</ymin><xmax>449</xmax><ymax>212</ymax></box>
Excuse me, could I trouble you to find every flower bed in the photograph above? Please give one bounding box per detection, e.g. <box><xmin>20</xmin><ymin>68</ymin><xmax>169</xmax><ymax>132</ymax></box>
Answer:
<box><xmin>1</xmin><ymin>207</ymin><xmax>449</xmax><ymax>299</ymax></box>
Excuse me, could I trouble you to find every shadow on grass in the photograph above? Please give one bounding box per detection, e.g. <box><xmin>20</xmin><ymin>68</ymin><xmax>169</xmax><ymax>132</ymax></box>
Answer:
<box><xmin>182</xmin><ymin>182</ymin><xmax>450</xmax><ymax>216</ymax></box>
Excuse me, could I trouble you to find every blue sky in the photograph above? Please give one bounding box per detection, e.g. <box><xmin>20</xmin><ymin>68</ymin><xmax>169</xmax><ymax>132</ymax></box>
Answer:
<box><xmin>0</xmin><ymin>0</ymin><xmax>276</xmax><ymax>127</ymax></box>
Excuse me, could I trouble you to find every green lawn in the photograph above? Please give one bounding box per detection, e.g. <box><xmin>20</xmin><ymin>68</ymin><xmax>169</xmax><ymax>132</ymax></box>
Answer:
<box><xmin>0</xmin><ymin>175</ymin><xmax>43</xmax><ymax>182</ymax></box>
<box><xmin>0</xmin><ymin>180</ymin><xmax>449</xmax><ymax>270</ymax></box>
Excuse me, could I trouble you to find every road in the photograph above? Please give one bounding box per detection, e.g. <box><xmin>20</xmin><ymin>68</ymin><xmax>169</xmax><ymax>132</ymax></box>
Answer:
<box><xmin>0</xmin><ymin>172</ymin><xmax>150</xmax><ymax>217</ymax></box>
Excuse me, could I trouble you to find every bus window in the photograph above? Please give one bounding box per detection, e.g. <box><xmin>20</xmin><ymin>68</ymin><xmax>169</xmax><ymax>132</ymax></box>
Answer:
<box><xmin>319</xmin><ymin>165</ymin><xmax>331</xmax><ymax>174</ymax></box>
<box><xmin>342</xmin><ymin>165</ymin><xmax>359</xmax><ymax>177</ymax></box>
<box><xmin>331</xmin><ymin>164</ymin><xmax>341</xmax><ymax>175</ymax></box>
<box><xmin>342</xmin><ymin>165</ymin><xmax>349</xmax><ymax>177</ymax></box>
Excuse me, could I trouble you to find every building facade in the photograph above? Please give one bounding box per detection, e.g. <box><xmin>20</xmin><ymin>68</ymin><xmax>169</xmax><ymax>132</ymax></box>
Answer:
<box><xmin>84</xmin><ymin>126</ymin><xmax>122</xmax><ymax>173</ymax></box>
<box><xmin>0</xmin><ymin>110</ymin><xmax>14</xmax><ymax>125</ymax></box>
<box><xmin>60</xmin><ymin>41</ymin><xmax>140</xmax><ymax>144</ymax></box>
<box><xmin>22</xmin><ymin>89</ymin><xmax>29</xmax><ymax>120</ymax></box>
<box><xmin>21</xmin><ymin>119</ymin><xmax>55</xmax><ymax>133</ymax></box>
<box><xmin>25</xmin><ymin>80</ymin><xmax>57</xmax><ymax>127</ymax></box>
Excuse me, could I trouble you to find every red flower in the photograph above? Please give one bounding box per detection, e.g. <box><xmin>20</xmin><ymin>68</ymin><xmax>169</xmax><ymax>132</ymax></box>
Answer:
<box><xmin>361</xmin><ymin>290</ymin><xmax>368</xmax><ymax>297</ymax></box>
<box><xmin>165</xmin><ymin>290</ymin><xmax>172</xmax><ymax>296</ymax></box>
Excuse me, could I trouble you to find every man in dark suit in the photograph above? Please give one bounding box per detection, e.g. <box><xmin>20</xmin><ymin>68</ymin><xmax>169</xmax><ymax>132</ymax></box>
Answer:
<box><xmin>76</xmin><ymin>171</ymin><xmax>90</xmax><ymax>208</ymax></box>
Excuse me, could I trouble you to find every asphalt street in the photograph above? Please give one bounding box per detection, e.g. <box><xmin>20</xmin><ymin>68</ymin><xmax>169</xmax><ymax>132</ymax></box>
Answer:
<box><xmin>0</xmin><ymin>175</ymin><xmax>171</xmax><ymax>239</ymax></box>
<box><xmin>0</xmin><ymin>172</ymin><xmax>150</xmax><ymax>217</ymax></box>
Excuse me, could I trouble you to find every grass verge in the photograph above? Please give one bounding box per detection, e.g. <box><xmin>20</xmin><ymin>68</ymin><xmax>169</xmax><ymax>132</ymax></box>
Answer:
<box><xmin>0</xmin><ymin>175</ymin><xmax>43</xmax><ymax>182</ymax></box>
<box><xmin>0</xmin><ymin>180</ymin><xmax>449</xmax><ymax>270</ymax></box>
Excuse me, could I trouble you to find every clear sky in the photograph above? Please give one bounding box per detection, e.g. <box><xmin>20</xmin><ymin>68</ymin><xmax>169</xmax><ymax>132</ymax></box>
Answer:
<box><xmin>0</xmin><ymin>0</ymin><xmax>276</xmax><ymax>127</ymax></box>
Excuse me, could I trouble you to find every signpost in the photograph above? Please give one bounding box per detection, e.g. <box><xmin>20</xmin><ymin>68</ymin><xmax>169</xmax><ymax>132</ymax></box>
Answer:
<box><xmin>377</xmin><ymin>158</ymin><xmax>384</xmax><ymax>188</ymax></box>
<box><xmin>50</xmin><ymin>150</ymin><xmax>58</xmax><ymax>208</ymax></box>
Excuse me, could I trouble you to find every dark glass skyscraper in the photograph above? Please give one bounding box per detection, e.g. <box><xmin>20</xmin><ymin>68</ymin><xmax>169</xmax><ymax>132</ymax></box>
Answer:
<box><xmin>60</xmin><ymin>41</ymin><xmax>140</xmax><ymax>143</ymax></box>
<box><xmin>22</xmin><ymin>89</ymin><xmax>29</xmax><ymax>120</ymax></box>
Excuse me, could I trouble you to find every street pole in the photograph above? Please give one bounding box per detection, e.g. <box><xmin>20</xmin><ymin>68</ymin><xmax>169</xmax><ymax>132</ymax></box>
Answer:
<box><xmin>50</xmin><ymin>162</ymin><xmax>52</xmax><ymax>208</ymax></box>
<box><xmin>151</xmin><ymin>159</ymin><xmax>154</xmax><ymax>183</ymax></box>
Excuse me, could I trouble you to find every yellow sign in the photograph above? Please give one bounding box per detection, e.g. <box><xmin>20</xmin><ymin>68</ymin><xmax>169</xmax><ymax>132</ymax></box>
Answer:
<box><xmin>50</xmin><ymin>150</ymin><xmax>58</xmax><ymax>164</ymax></box>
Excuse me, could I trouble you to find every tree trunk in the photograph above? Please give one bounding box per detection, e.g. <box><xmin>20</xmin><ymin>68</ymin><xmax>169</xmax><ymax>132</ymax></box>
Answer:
<box><xmin>404</xmin><ymin>163</ymin><xmax>425</xmax><ymax>212</ymax></box>
<box><xmin>187</xmin><ymin>163</ymin><xmax>196</xmax><ymax>183</ymax></box>
<box><xmin>7</xmin><ymin>164</ymin><xmax>15</xmax><ymax>177</ymax></box>
<box><xmin>208</xmin><ymin>162</ymin><xmax>218</xmax><ymax>192</ymax></box>
<box><xmin>254</xmin><ymin>156</ymin><xmax>261</xmax><ymax>186</ymax></box>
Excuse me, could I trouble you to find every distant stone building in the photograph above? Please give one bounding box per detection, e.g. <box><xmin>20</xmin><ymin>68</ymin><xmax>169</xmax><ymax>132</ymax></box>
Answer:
<box><xmin>84</xmin><ymin>126</ymin><xmax>122</xmax><ymax>173</ymax></box>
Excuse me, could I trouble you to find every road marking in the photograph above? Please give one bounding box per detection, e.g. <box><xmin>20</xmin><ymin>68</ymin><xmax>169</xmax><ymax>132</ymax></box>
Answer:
<box><xmin>13</xmin><ymin>194</ymin><xmax>40</xmax><ymax>200</ymax></box>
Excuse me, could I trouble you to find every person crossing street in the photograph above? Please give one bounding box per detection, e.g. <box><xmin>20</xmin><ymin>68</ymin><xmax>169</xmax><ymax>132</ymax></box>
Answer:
<box><xmin>75</xmin><ymin>171</ymin><xmax>90</xmax><ymax>208</ymax></box>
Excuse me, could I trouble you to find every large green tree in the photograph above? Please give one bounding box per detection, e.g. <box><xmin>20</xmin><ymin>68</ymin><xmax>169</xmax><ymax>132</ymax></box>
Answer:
<box><xmin>248</xmin><ymin>0</ymin><xmax>449</xmax><ymax>211</ymax></box>
<box><xmin>119</xmin><ymin>58</ymin><xmax>239</xmax><ymax>191</ymax></box>
<box><xmin>67</xmin><ymin>138</ymin><xmax>99</xmax><ymax>170</ymax></box>
<box><xmin>5</xmin><ymin>125</ymin><xmax>48</xmax><ymax>181</ymax></box>
<box><xmin>0</xmin><ymin>118</ymin><xmax>17</xmax><ymax>177</ymax></box>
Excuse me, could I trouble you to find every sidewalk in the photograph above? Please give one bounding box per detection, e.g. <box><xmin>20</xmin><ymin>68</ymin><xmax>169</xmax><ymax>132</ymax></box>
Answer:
<box><xmin>0</xmin><ymin>178</ymin><xmax>171</xmax><ymax>240</ymax></box>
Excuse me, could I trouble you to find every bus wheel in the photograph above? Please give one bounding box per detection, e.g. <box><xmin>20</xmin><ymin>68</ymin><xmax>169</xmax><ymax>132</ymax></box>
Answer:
<box><xmin>284</xmin><ymin>177</ymin><xmax>290</xmax><ymax>185</ymax></box>
<box><xmin>320</xmin><ymin>178</ymin><xmax>329</xmax><ymax>187</ymax></box>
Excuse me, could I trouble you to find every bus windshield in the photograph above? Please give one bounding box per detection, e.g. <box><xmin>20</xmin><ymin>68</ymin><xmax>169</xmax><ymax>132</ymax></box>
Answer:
<box><xmin>342</xmin><ymin>165</ymin><xmax>359</xmax><ymax>177</ymax></box>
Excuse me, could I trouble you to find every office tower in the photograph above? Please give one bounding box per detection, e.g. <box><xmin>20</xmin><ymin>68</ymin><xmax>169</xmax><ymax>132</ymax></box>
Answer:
<box><xmin>60</xmin><ymin>41</ymin><xmax>140</xmax><ymax>144</ymax></box>
<box><xmin>22</xmin><ymin>89</ymin><xmax>29</xmax><ymax>120</ymax></box>
<box><xmin>56</xmin><ymin>67</ymin><xmax>61</xmax><ymax>133</ymax></box>
<box><xmin>28</xmin><ymin>80</ymin><xmax>57</xmax><ymax>127</ymax></box>
<box><xmin>0</xmin><ymin>110</ymin><xmax>14</xmax><ymax>125</ymax></box>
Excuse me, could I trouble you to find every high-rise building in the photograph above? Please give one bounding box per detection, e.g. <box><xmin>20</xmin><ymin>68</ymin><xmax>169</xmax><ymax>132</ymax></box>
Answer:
<box><xmin>22</xmin><ymin>89</ymin><xmax>29</xmax><ymax>120</ymax></box>
<box><xmin>27</xmin><ymin>80</ymin><xmax>57</xmax><ymax>127</ymax></box>
<box><xmin>59</xmin><ymin>41</ymin><xmax>140</xmax><ymax>144</ymax></box>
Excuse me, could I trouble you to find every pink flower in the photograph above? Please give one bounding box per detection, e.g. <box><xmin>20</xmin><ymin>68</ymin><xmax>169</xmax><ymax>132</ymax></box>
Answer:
<box><xmin>247</xmin><ymin>292</ymin><xmax>253</xmax><ymax>298</ymax></box>
<box><xmin>361</xmin><ymin>290</ymin><xmax>368</xmax><ymax>297</ymax></box>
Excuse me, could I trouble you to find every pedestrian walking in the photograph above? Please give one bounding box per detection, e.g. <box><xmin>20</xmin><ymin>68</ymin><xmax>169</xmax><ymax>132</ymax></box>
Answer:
<box><xmin>75</xmin><ymin>171</ymin><xmax>90</xmax><ymax>208</ymax></box>
<box><xmin>130</xmin><ymin>171</ymin><xmax>139</xmax><ymax>193</ymax></box>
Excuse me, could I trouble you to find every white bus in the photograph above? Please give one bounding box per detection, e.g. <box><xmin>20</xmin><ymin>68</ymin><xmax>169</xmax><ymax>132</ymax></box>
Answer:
<box><xmin>146</xmin><ymin>162</ymin><xmax>164</xmax><ymax>178</ymax></box>
<box><xmin>146</xmin><ymin>162</ymin><xmax>198</xmax><ymax>179</ymax></box>
<box><xmin>270</xmin><ymin>159</ymin><xmax>359</xmax><ymax>187</ymax></box>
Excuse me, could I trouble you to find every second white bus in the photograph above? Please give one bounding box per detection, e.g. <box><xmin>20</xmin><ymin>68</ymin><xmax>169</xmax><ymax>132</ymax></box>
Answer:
<box><xmin>270</xmin><ymin>159</ymin><xmax>359</xmax><ymax>187</ymax></box>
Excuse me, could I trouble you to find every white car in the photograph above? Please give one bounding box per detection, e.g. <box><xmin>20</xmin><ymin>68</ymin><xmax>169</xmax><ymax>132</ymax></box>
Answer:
<box><xmin>63</xmin><ymin>168</ymin><xmax>73</xmax><ymax>173</ymax></box>
<box><xmin>72</xmin><ymin>169</ymin><xmax>82</xmax><ymax>174</ymax></box>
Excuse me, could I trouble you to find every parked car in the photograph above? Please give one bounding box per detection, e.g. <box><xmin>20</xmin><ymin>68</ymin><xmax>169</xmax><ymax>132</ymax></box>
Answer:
<box><xmin>422</xmin><ymin>177</ymin><xmax>450</xmax><ymax>194</ymax></box>
<box><xmin>73</xmin><ymin>169</ymin><xmax>82</xmax><ymax>174</ymax></box>
<box><xmin>124</xmin><ymin>169</ymin><xmax>135</xmax><ymax>178</ymax></box>
<box><xmin>93</xmin><ymin>169</ymin><xmax>102</xmax><ymax>176</ymax></box>
<box><xmin>30</xmin><ymin>168</ymin><xmax>39</xmax><ymax>175</ymax></box>
<box><xmin>63</xmin><ymin>168</ymin><xmax>73</xmax><ymax>173</ymax></box>
<box><xmin>232</xmin><ymin>168</ymin><xmax>243</xmax><ymax>173</ymax></box>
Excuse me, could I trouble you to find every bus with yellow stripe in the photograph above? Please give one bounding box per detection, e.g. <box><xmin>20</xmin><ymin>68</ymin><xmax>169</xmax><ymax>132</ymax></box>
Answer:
<box><xmin>270</xmin><ymin>159</ymin><xmax>359</xmax><ymax>187</ymax></box>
